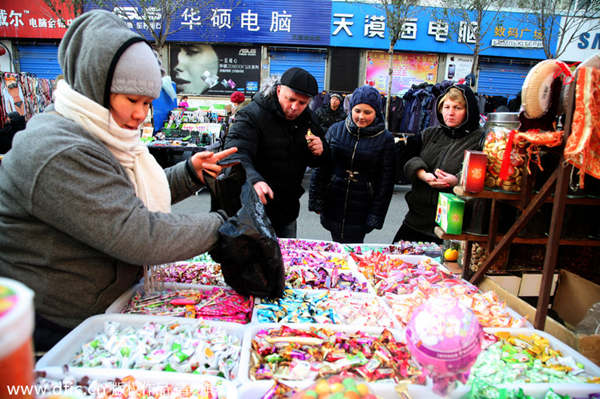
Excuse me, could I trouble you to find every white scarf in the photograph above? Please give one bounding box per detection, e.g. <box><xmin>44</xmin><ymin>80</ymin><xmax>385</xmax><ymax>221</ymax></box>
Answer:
<box><xmin>54</xmin><ymin>80</ymin><xmax>171</xmax><ymax>213</ymax></box>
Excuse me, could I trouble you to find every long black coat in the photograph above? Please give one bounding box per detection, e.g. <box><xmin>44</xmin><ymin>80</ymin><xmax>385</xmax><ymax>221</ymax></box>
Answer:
<box><xmin>309</xmin><ymin>115</ymin><xmax>395</xmax><ymax>240</ymax></box>
<box><xmin>224</xmin><ymin>87</ymin><xmax>327</xmax><ymax>228</ymax></box>
<box><xmin>403</xmin><ymin>84</ymin><xmax>484</xmax><ymax>237</ymax></box>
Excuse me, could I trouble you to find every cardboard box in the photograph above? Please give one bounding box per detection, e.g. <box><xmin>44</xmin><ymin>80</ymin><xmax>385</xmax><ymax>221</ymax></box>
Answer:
<box><xmin>553</xmin><ymin>269</ymin><xmax>600</xmax><ymax>328</ymax></box>
<box><xmin>488</xmin><ymin>275</ymin><xmax>522</xmax><ymax>296</ymax></box>
<box><xmin>518</xmin><ymin>273</ymin><xmax>559</xmax><ymax>297</ymax></box>
<box><xmin>435</xmin><ymin>192</ymin><xmax>465</xmax><ymax>235</ymax></box>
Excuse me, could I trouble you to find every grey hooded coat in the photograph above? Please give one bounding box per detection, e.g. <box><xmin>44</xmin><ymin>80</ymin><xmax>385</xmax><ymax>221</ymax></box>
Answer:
<box><xmin>0</xmin><ymin>10</ymin><xmax>223</xmax><ymax>328</ymax></box>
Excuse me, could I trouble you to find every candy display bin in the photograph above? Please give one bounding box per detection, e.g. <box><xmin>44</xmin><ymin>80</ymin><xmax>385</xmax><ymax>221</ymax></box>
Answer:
<box><xmin>445</xmin><ymin>327</ymin><xmax>600</xmax><ymax>399</ymax></box>
<box><xmin>35</xmin><ymin>314</ymin><xmax>246</xmax><ymax>385</ymax></box>
<box><xmin>237</xmin><ymin>322</ymin><xmax>445</xmax><ymax>399</ymax></box>
<box><xmin>278</xmin><ymin>238</ymin><xmax>346</xmax><ymax>254</ymax></box>
<box><xmin>105</xmin><ymin>282</ymin><xmax>254</xmax><ymax>324</ymax></box>
<box><xmin>252</xmin><ymin>288</ymin><xmax>398</xmax><ymax>328</ymax></box>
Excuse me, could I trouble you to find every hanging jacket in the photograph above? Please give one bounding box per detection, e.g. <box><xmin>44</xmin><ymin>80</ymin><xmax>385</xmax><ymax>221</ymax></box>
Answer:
<box><xmin>402</xmin><ymin>84</ymin><xmax>484</xmax><ymax>238</ymax></box>
<box><xmin>224</xmin><ymin>85</ymin><xmax>327</xmax><ymax>228</ymax></box>
<box><xmin>309</xmin><ymin>114</ymin><xmax>395</xmax><ymax>239</ymax></box>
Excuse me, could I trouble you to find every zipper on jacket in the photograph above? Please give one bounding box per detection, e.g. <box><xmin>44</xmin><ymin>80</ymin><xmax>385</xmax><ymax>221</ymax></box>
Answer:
<box><xmin>341</xmin><ymin>133</ymin><xmax>360</xmax><ymax>240</ymax></box>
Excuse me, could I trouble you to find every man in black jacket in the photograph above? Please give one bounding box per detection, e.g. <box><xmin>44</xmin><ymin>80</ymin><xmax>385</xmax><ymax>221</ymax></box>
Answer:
<box><xmin>224</xmin><ymin>67</ymin><xmax>327</xmax><ymax>237</ymax></box>
<box><xmin>314</xmin><ymin>93</ymin><xmax>346</xmax><ymax>133</ymax></box>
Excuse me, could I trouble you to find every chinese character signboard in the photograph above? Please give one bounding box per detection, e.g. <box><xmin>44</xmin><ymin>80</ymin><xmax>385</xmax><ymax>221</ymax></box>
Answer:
<box><xmin>331</xmin><ymin>2</ymin><xmax>553</xmax><ymax>59</ymax></box>
<box><xmin>169</xmin><ymin>44</ymin><xmax>261</xmax><ymax>96</ymax></box>
<box><xmin>0</xmin><ymin>0</ymin><xmax>75</xmax><ymax>39</ymax></box>
<box><xmin>365</xmin><ymin>51</ymin><xmax>439</xmax><ymax>95</ymax></box>
<box><xmin>87</xmin><ymin>0</ymin><xmax>330</xmax><ymax>46</ymax></box>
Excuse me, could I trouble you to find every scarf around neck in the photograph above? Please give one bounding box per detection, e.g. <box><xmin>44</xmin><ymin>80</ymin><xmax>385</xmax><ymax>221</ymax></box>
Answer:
<box><xmin>53</xmin><ymin>80</ymin><xmax>171</xmax><ymax>213</ymax></box>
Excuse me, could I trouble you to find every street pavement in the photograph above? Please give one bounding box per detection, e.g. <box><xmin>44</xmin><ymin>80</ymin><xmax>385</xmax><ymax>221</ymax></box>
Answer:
<box><xmin>173</xmin><ymin>170</ymin><xmax>410</xmax><ymax>244</ymax></box>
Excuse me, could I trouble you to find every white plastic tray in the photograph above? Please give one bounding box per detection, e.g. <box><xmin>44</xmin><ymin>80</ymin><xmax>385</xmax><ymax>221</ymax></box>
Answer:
<box><xmin>35</xmin><ymin>314</ymin><xmax>246</xmax><ymax>385</ymax></box>
<box><xmin>446</xmin><ymin>327</ymin><xmax>600</xmax><ymax>399</ymax></box>
<box><xmin>105</xmin><ymin>283</ymin><xmax>253</xmax><ymax>324</ymax></box>
<box><xmin>252</xmin><ymin>288</ymin><xmax>397</xmax><ymax>328</ymax></box>
<box><xmin>237</xmin><ymin>322</ymin><xmax>445</xmax><ymax>399</ymax></box>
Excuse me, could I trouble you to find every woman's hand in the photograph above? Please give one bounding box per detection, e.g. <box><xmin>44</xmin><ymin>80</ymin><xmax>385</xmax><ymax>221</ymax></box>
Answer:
<box><xmin>417</xmin><ymin>169</ymin><xmax>437</xmax><ymax>184</ymax></box>
<box><xmin>190</xmin><ymin>147</ymin><xmax>238</xmax><ymax>184</ymax></box>
<box><xmin>434</xmin><ymin>169</ymin><xmax>459</xmax><ymax>188</ymax></box>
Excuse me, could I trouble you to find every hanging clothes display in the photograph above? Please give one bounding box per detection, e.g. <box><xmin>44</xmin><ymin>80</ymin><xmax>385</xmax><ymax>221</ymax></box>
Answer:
<box><xmin>1</xmin><ymin>72</ymin><xmax>54</xmax><ymax>125</ymax></box>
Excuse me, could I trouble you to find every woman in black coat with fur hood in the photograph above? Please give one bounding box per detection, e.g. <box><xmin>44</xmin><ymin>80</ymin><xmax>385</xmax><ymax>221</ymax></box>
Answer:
<box><xmin>393</xmin><ymin>84</ymin><xmax>484</xmax><ymax>243</ymax></box>
<box><xmin>309</xmin><ymin>85</ymin><xmax>395</xmax><ymax>243</ymax></box>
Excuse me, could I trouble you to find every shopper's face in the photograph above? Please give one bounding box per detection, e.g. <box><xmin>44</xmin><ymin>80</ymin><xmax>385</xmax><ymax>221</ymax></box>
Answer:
<box><xmin>109</xmin><ymin>93</ymin><xmax>153</xmax><ymax>130</ymax></box>
<box><xmin>330</xmin><ymin>96</ymin><xmax>341</xmax><ymax>110</ymax></box>
<box><xmin>352</xmin><ymin>104</ymin><xmax>376</xmax><ymax>128</ymax></box>
<box><xmin>441</xmin><ymin>98</ymin><xmax>467</xmax><ymax>128</ymax></box>
<box><xmin>277</xmin><ymin>85</ymin><xmax>310</xmax><ymax>120</ymax></box>
<box><xmin>173</xmin><ymin>45</ymin><xmax>219</xmax><ymax>94</ymax></box>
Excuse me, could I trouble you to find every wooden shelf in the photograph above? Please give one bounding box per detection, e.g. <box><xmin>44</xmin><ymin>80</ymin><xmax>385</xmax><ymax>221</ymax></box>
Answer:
<box><xmin>453</xmin><ymin>186</ymin><xmax>600</xmax><ymax>206</ymax></box>
<box><xmin>435</xmin><ymin>226</ymin><xmax>600</xmax><ymax>246</ymax></box>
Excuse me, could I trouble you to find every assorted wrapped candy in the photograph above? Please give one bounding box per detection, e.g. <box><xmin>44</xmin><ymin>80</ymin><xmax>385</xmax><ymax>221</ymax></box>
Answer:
<box><xmin>278</xmin><ymin>238</ymin><xmax>345</xmax><ymax>253</ymax></box>
<box><xmin>468</xmin><ymin>331</ymin><xmax>598</xmax><ymax>385</ymax></box>
<box><xmin>254</xmin><ymin>289</ymin><xmax>396</xmax><ymax>328</ymax></box>
<box><xmin>122</xmin><ymin>286</ymin><xmax>253</xmax><ymax>324</ymax></box>
<box><xmin>249</xmin><ymin>325</ymin><xmax>426</xmax><ymax>384</ymax></box>
<box><xmin>70</xmin><ymin>320</ymin><xmax>241</xmax><ymax>379</ymax></box>
<box><xmin>351</xmin><ymin>252</ymin><xmax>450</xmax><ymax>295</ymax></box>
<box><xmin>384</xmin><ymin>279</ymin><xmax>528</xmax><ymax>328</ymax></box>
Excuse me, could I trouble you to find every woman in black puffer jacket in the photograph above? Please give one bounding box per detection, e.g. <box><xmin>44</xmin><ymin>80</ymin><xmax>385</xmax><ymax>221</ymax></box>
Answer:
<box><xmin>309</xmin><ymin>85</ymin><xmax>395</xmax><ymax>243</ymax></box>
<box><xmin>393</xmin><ymin>84</ymin><xmax>484</xmax><ymax>243</ymax></box>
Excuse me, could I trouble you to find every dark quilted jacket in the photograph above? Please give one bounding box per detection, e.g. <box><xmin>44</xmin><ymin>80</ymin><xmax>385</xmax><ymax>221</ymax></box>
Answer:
<box><xmin>403</xmin><ymin>84</ymin><xmax>484</xmax><ymax>238</ymax></box>
<box><xmin>309</xmin><ymin>115</ymin><xmax>395</xmax><ymax>239</ymax></box>
<box><xmin>224</xmin><ymin>87</ymin><xmax>327</xmax><ymax>228</ymax></box>
<box><xmin>314</xmin><ymin>103</ymin><xmax>346</xmax><ymax>134</ymax></box>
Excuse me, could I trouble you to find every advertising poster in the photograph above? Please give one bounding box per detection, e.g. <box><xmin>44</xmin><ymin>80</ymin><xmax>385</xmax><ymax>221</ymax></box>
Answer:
<box><xmin>170</xmin><ymin>44</ymin><xmax>261</xmax><ymax>96</ymax></box>
<box><xmin>365</xmin><ymin>51</ymin><xmax>439</xmax><ymax>95</ymax></box>
<box><xmin>445</xmin><ymin>54</ymin><xmax>474</xmax><ymax>81</ymax></box>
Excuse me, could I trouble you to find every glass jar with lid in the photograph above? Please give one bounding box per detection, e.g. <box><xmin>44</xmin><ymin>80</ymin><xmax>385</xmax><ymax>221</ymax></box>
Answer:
<box><xmin>482</xmin><ymin>112</ymin><xmax>527</xmax><ymax>192</ymax></box>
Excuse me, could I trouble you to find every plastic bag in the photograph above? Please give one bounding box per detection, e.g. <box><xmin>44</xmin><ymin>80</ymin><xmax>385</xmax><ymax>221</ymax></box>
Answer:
<box><xmin>209</xmin><ymin>181</ymin><xmax>285</xmax><ymax>298</ymax></box>
<box><xmin>202</xmin><ymin>162</ymin><xmax>245</xmax><ymax>217</ymax></box>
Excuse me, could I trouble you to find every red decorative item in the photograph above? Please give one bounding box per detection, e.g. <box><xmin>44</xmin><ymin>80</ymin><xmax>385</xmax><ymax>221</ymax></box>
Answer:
<box><xmin>462</xmin><ymin>150</ymin><xmax>487</xmax><ymax>193</ymax></box>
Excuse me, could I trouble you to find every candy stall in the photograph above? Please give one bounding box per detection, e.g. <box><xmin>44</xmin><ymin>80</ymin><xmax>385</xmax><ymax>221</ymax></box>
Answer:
<box><xmin>24</xmin><ymin>238</ymin><xmax>600</xmax><ymax>399</ymax></box>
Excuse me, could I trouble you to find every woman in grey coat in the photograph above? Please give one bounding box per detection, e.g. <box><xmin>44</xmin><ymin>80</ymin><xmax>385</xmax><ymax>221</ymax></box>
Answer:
<box><xmin>0</xmin><ymin>10</ymin><xmax>236</xmax><ymax>350</ymax></box>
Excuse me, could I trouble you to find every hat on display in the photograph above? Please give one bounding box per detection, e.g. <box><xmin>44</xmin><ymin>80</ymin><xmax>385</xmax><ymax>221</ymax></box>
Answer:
<box><xmin>110</xmin><ymin>41</ymin><xmax>162</xmax><ymax>99</ymax></box>
<box><xmin>330</xmin><ymin>93</ymin><xmax>343</xmax><ymax>102</ymax></box>
<box><xmin>280</xmin><ymin>67</ymin><xmax>318</xmax><ymax>97</ymax></box>
<box><xmin>230</xmin><ymin>91</ymin><xmax>246</xmax><ymax>104</ymax></box>
<box><xmin>350</xmin><ymin>85</ymin><xmax>383</xmax><ymax>118</ymax></box>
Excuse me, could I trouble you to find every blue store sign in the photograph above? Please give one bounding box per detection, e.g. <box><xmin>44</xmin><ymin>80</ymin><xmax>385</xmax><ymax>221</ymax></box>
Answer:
<box><xmin>87</xmin><ymin>0</ymin><xmax>331</xmax><ymax>46</ymax></box>
<box><xmin>330</xmin><ymin>2</ymin><xmax>554</xmax><ymax>59</ymax></box>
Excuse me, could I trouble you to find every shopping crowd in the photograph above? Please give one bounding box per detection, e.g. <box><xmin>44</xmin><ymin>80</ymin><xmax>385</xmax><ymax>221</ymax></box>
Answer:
<box><xmin>0</xmin><ymin>9</ymin><xmax>493</xmax><ymax>351</ymax></box>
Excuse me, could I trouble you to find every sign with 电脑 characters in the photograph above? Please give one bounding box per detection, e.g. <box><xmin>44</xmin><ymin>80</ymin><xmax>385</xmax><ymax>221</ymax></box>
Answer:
<box><xmin>0</xmin><ymin>0</ymin><xmax>75</xmax><ymax>39</ymax></box>
<box><xmin>330</xmin><ymin>2</ymin><xmax>553</xmax><ymax>60</ymax></box>
<box><xmin>85</xmin><ymin>0</ymin><xmax>331</xmax><ymax>46</ymax></box>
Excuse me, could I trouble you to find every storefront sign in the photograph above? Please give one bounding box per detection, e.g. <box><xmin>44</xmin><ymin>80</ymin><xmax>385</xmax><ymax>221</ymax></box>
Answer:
<box><xmin>331</xmin><ymin>2</ymin><xmax>552</xmax><ymax>60</ymax></box>
<box><xmin>559</xmin><ymin>18</ymin><xmax>600</xmax><ymax>62</ymax></box>
<box><xmin>169</xmin><ymin>44</ymin><xmax>261</xmax><ymax>96</ymax></box>
<box><xmin>491</xmin><ymin>39</ymin><xmax>543</xmax><ymax>48</ymax></box>
<box><xmin>365</xmin><ymin>51</ymin><xmax>439</xmax><ymax>95</ymax></box>
<box><xmin>87</xmin><ymin>0</ymin><xmax>331</xmax><ymax>46</ymax></box>
<box><xmin>0</xmin><ymin>0</ymin><xmax>75</xmax><ymax>39</ymax></box>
